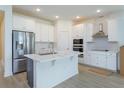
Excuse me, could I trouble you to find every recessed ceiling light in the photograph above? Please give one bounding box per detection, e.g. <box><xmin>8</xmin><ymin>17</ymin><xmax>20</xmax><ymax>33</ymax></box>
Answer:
<box><xmin>36</xmin><ymin>8</ymin><xmax>40</xmax><ymax>12</ymax></box>
<box><xmin>76</xmin><ymin>16</ymin><xmax>80</xmax><ymax>19</ymax></box>
<box><xmin>96</xmin><ymin>9</ymin><xmax>101</xmax><ymax>13</ymax></box>
<box><xmin>55</xmin><ymin>16</ymin><xmax>59</xmax><ymax>19</ymax></box>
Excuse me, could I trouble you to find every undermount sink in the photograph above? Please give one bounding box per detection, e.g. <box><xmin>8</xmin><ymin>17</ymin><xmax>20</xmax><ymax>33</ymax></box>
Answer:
<box><xmin>39</xmin><ymin>52</ymin><xmax>58</xmax><ymax>55</ymax></box>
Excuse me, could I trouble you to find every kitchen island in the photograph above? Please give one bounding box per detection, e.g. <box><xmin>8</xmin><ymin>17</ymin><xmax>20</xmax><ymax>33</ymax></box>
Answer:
<box><xmin>25</xmin><ymin>51</ymin><xmax>79</xmax><ymax>88</ymax></box>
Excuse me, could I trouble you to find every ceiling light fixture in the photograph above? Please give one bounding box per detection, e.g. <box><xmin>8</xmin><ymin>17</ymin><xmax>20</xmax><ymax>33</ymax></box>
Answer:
<box><xmin>76</xmin><ymin>16</ymin><xmax>80</xmax><ymax>19</ymax></box>
<box><xmin>55</xmin><ymin>16</ymin><xmax>59</xmax><ymax>19</ymax></box>
<box><xmin>36</xmin><ymin>8</ymin><xmax>40</xmax><ymax>12</ymax></box>
<box><xmin>96</xmin><ymin>9</ymin><xmax>101</xmax><ymax>13</ymax></box>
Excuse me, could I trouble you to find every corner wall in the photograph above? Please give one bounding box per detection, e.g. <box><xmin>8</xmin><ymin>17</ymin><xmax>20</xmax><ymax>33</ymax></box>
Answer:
<box><xmin>0</xmin><ymin>16</ymin><xmax>4</xmax><ymax>66</ymax></box>
<box><xmin>0</xmin><ymin>20</ymin><xmax>2</xmax><ymax>60</ymax></box>
<box><xmin>0</xmin><ymin>6</ymin><xmax>12</xmax><ymax>77</ymax></box>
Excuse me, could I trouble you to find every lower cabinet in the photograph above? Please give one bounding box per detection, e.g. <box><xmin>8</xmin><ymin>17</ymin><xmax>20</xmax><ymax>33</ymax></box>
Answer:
<box><xmin>97</xmin><ymin>54</ymin><xmax>107</xmax><ymax>68</ymax></box>
<box><xmin>83</xmin><ymin>53</ymin><xmax>91</xmax><ymax>65</ymax></box>
<box><xmin>27</xmin><ymin>58</ymin><xmax>34</xmax><ymax>88</ymax></box>
<box><xmin>85</xmin><ymin>52</ymin><xmax>117</xmax><ymax>71</ymax></box>
<box><xmin>106</xmin><ymin>53</ymin><xmax>117</xmax><ymax>71</ymax></box>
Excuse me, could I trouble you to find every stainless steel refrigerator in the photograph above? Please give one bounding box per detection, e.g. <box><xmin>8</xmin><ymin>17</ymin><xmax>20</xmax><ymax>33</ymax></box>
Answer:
<box><xmin>12</xmin><ymin>30</ymin><xmax>35</xmax><ymax>74</ymax></box>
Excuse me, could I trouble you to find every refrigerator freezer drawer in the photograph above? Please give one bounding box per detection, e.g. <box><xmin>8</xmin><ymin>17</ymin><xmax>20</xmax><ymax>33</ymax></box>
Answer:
<box><xmin>13</xmin><ymin>58</ymin><xmax>27</xmax><ymax>74</ymax></box>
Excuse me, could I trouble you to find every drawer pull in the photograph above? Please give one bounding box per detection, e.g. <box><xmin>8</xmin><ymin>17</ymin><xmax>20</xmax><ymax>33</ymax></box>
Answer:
<box><xmin>70</xmin><ymin>56</ymin><xmax>73</xmax><ymax>60</ymax></box>
<box><xmin>51</xmin><ymin>60</ymin><xmax>56</xmax><ymax>66</ymax></box>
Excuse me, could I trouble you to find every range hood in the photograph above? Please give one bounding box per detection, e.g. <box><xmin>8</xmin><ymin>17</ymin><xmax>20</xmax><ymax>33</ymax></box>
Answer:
<box><xmin>92</xmin><ymin>23</ymin><xmax>108</xmax><ymax>38</ymax></box>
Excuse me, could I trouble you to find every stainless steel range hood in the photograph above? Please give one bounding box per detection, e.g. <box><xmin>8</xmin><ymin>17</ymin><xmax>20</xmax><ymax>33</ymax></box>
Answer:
<box><xmin>92</xmin><ymin>23</ymin><xmax>108</xmax><ymax>38</ymax></box>
<box><xmin>92</xmin><ymin>31</ymin><xmax>108</xmax><ymax>38</ymax></box>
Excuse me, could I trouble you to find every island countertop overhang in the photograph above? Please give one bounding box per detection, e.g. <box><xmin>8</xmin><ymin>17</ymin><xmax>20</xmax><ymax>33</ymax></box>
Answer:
<box><xmin>25</xmin><ymin>51</ymin><xmax>79</xmax><ymax>63</ymax></box>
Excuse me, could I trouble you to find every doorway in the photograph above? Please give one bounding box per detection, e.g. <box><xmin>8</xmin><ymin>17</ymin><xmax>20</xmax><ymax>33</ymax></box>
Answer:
<box><xmin>0</xmin><ymin>10</ymin><xmax>4</xmax><ymax>76</ymax></box>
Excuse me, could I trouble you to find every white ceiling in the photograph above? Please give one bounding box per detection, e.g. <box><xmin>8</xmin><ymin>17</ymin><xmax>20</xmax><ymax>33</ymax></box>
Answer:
<box><xmin>13</xmin><ymin>5</ymin><xmax>124</xmax><ymax>21</ymax></box>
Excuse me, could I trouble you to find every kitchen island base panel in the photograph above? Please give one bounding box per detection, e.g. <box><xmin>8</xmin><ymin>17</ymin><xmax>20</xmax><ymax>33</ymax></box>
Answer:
<box><xmin>33</xmin><ymin>55</ymin><xmax>78</xmax><ymax>88</ymax></box>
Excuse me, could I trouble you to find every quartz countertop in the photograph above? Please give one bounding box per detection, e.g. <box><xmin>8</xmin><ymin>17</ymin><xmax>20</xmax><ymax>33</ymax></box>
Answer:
<box><xmin>25</xmin><ymin>51</ymin><xmax>79</xmax><ymax>63</ymax></box>
<box><xmin>88</xmin><ymin>50</ymin><xmax>119</xmax><ymax>54</ymax></box>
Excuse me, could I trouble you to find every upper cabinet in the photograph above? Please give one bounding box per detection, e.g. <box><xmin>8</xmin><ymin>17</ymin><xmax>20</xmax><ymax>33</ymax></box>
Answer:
<box><xmin>107</xmin><ymin>19</ymin><xmax>118</xmax><ymax>42</ymax></box>
<box><xmin>35</xmin><ymin>21</ymin><xmax>54</xmax><ymax>42</ymax></box>
<box><xmin>55</xmin><ymin>20</ymin><xmax>72</xmax><ymax>51</ymax></box>
<box><xmin>84</xmin><ymin>23</ymin><xmax>94</xmax><ymax>42</ymax></box>
<box><xmin>83</xmin><ymin>18</ymin><xmax>118</xmax><ymax>42</ymax></box>
<box><xmin>13</xmin><ymin>14</ymin><xmax>55</xmax><ymax>42</ymax></box>
<box><xmin>56</xmin><ymin>20</ymin><xmax>72</xmax><ymax>31</ymax></box>
<box><xmin>72</xmin><ymin>24</ymin><xmax>84</xmax><ymax>39</ymax></box>
<box><xmin>13</xmin><ymin>14</ymin><xmax>35</xmax><ymax>32</ymax></box>
<box><xmin>48</xmin><ymin>25</ymin><xmax>54</xmax><ymax>42</ymax></box>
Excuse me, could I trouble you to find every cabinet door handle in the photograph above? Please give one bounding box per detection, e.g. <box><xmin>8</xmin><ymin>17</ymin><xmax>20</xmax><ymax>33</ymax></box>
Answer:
<box><xmin>52</xmin><ymin>60</ymin><xmax>56</xmax><ymax>62</ymax></box>
<box><xmin>70</xmin><ymin>56</ymin><xmax>73</xmax><ymax>60</ymax></box>
<box><xmin>51</xmin><ymin>60</ymin><xmax>56</xmax><ymax>66</ymax></box>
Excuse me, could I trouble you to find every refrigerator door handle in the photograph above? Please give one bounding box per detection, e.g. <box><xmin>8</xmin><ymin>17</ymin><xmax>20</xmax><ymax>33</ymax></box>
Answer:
<box><xmin>24</xmin><ymin>32</ymin><xmax>27</xmax><ymax>54</ymax></box>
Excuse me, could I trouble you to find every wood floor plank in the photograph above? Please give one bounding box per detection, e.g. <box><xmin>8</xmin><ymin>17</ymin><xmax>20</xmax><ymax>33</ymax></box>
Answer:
<box><xmin>1</xmin><ymin>61</ymin><xmax>124</xmax><ymax>88</ymax></box>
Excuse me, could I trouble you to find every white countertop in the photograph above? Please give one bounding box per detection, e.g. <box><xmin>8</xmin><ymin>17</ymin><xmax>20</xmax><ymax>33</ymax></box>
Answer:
<box><xmin>25</xmin><ymin>51</ymin><xmax>79</xmax><ymax>63</ymax></box>
<box><xmin>88</xmin><ymin>50</ymin><xmax>119</xmax><ymax>54</ymax></box>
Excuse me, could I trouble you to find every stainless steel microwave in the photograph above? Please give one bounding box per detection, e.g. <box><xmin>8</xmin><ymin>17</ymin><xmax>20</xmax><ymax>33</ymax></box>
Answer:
<box><xmin>73</xmin><ymin>39</ymin><xmax>83</xmax><ymax>44</ymax></box>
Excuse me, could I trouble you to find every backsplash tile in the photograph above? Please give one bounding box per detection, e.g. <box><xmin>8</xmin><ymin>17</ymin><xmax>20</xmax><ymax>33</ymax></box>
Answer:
<box><xmin>87</xmin><ymin>37</ymin><xmax>119</xmax><ymax>51</ymax></box>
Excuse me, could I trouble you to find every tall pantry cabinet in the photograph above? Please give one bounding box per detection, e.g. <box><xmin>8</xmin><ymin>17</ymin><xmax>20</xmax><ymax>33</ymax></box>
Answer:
<box><xmin>55</xmin><ymin>20</ymin><xmax>73</xmax><ymax>51</ymax></box>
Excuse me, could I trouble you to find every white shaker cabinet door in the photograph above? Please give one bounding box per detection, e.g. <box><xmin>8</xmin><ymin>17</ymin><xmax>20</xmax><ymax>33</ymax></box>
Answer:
<box><xmin>85</xmin><ymin>23</ymin><xmax>93</xmax><ymax>42</ymax></box>
<box><xmin>72</xmin><ymin>24</ymin><xmax>84</xmax><ymax>39</ymax></box>
<box><xmin>35</xmin><ymin>22</ymin><xmax>42</xmax><ymax>42</ymax></box>
<box><xmin>24</xmin><ymin>18</ymin><xmax>35</xmax><ymax>32</ymax></box>
<box><xmin>13</xmin><ymin>15</ymin><xmax>35</xmax><ymax>32</ymax></box>
<box><xmin>57</xmin><ymin>21</ymin><xmax>71</xmax><ymax>31</ymax></box>
<box><xmin>108</xmin><ymin>19</ymin><xmax>118</xmax><ymax>41</ymax></box>
<box><xmin>57</xmin><ymin>31</ymin><xmax>69</xmax><ymax>51</ymax></box>
<box><xmin>13</xmin><ymin>15</ymin><xmax>27</xmax><ymax>31</ymax></box>
<box><xmin>97</xmin><ymin>54</ymin><xmax>107</xmax><ymax>69</ymax></box>
<box><xmin>107</xmin><ymin>53</ymin><xmax>117</xmax><ymax>71</ymax></box>
<box><xmin>86</xmin><ymin>53</ymin><xmax>91</xmax><ymax>65</ymax></box>
<box><xmin>90</xmin><ymin>54</ymin><xmax>98</xmax><ymax>67</ymax></box>
<box><xmin>48</xmin><ymin>25</ymin><xmax>54</xmax><ymax>42</ymax></box>
<box><xmin>41</xmin><ymin>23</ymin><xmax>49</xmax><ymax>42</ymax></box>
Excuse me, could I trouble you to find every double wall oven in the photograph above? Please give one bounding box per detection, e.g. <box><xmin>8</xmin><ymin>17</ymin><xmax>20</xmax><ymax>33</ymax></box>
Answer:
<box><xmin>73</xmin><ymin>39</ymin><xmax>83</xmax><ymax>57</ymax></box>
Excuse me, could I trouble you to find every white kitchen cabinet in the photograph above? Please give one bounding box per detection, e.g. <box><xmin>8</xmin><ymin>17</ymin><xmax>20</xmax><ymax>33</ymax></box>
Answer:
<box><xmin>86</xmin><ymin>53</ymin><xmax>91</xmax><ymax>65</ymax></box>
<box><xmin>85</xmin><ymin>51</ymin><xmax>117</xmax><ymax>71</ymax></box>
<box><xmin>48</xmin><ymin>25</ymin><xmax>54</xmax><ymax>42</ymax></box>
<box><xmin>90</xmin><ymin>52</ymin><xmax>107</xmax><ymax>68</ymax></box>
<box><xmin>56</xmin><ymin>20</ymin><xmax>72</xmax><ymax>31</ymax></box>
<box><xmin>13</xmin><ymin>14</ymin><xmax>35</xmax><ymax>32</ymax></box>
<box><xmin>13</xmin><ymin>14</ymin><xmax>54</xmax><ymax>42</ymax></box>
<box><xmin>35</xmin><ymin>21</ymin><xmax>54</xmax><ymax>42</ymax></box>
<box><xmin>72</xmin><ymin>24</ymin><xmax>84</xmax><ymax>39</ymax></box>
<box><xmin>90</xmin><ymin>53</ymin><xmax>98</xmax><ymax>67</ymax></box>
<box><xmin>41</xmin><ymin>23</ymin><xmax>49</xmax><ymax>42</ymax></box>
<box><xmin>107</xmin><ymin>53</ymin><xmax>117</xmax><ymax>71</ymax></box>
<box><xmin>35</xmin><ymin>22</ymin><xmax>42</xmax><ymax>42</ymax></box>
<box><xmin>97</xmin><ymin>54</ymin><xmax>107</xmax><ymax>68</ymax></box>
<box><xmin>57</xmin><ymin>31</ymin><xmax>69</xmax><ymax>51</ymax></box>
<box><xmin>107</xmin><ymin>19</ymin><xmax>118</xmax><ymax>41</ymax></box>
<box><xmin>85</xmin><ymin>23</ymin><xmax>94</xmax><ymax>42</ymax></box>
<box><xmin>55</xmin><ymin>20</ymin><xmax>72</xmax><ymax>51</ymax></box>
<box><xmin>13</xmin><ymin>15</ymin><xmax>25</xmax><ymax>31</ymax></box>
<box><xmin>25</xmin><ymin>18</ymin><xmax>35</xmax><ymax>32</ymax></box>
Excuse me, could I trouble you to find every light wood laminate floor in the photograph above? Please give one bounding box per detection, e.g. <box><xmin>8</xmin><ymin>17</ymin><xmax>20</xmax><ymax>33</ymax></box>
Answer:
<box><xmin>0</xmin><ymin>61</ymin><xmax>124</xmax><ymax>88</ymax></box>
